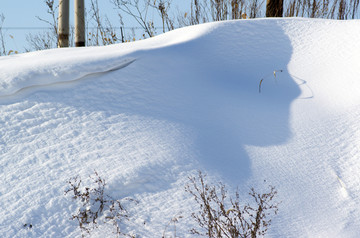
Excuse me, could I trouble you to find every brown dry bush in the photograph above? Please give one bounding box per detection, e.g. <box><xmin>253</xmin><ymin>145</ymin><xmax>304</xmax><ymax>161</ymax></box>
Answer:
<box><xmin>65</xmin><ymin>171</ymin><xmax>136</xmax><ymax>237</ymax></box>
<box><xmin>186</xmin><ymin>171</ymin><xmax>279</xmax><ymax>238</ymax></box>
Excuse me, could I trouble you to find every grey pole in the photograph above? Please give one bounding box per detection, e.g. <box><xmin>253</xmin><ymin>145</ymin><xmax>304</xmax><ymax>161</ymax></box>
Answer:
<box><xmin>75</xmin><ymin>0</ymin><xmax>85</xmax><ymax>47</ymax></box>
<box><xmin>58</xmin><ymin>0</ymin><xmax>70</xmax><ymax>47</ymax></box>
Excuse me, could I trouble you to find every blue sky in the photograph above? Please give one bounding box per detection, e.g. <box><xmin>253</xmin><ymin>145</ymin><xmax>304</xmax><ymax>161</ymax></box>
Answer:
<box><xmin>1</xmin><ymin>1</ymin><xmax>63</xmax><ymax>51</ymax></box>
<box><xmin>0</xmin><ymin>0</ymin><xmax>190</xmax><ymax>53</ymax></box>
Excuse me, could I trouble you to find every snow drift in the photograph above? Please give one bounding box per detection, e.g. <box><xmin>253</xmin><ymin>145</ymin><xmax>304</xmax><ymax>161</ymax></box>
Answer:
<box><xmin>0</xmin><ymin>18</ymin><xmax>360</xmax><ymax>237</ymax></box>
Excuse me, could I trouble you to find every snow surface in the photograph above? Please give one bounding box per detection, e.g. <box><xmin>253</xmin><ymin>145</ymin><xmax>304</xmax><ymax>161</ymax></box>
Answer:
<box><xmin>1</xmin><ymin>18</ymin><xmax>360</xmax><ymax>237</ymax></box>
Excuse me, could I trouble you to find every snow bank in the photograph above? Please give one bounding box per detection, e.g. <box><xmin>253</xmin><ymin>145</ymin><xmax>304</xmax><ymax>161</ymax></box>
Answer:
<box><xmin>1</xmin><ymin>18</ymin><xmax>360</xmax><ymax>237</ymax></box>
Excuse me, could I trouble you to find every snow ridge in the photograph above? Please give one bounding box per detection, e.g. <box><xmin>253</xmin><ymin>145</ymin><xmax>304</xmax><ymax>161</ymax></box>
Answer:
<box><xmin>1</xmin><ymin>18</ymin><xmax>360</xmax><ymax>238</ymax></box>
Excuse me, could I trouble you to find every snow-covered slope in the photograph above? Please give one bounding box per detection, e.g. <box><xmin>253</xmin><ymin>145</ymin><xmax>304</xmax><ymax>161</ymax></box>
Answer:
<box><xmin>1</xmin><ymin>18</ymin><xmax>360</xmax><ymax>237</ymax></box>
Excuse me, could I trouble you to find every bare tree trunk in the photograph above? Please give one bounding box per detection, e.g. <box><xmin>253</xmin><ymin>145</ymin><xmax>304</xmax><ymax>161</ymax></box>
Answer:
<box><xmin>58</xmin><ymin>0</ymin><xmax>70</xmax><ymax>47</ymax></box>
<box><xmin>266</xmin><ymin>0</ymin><xmax>284</xmax><ymax>17</ymax></box>
<box><xmin>75</xmin><ymin>0</ymin><xmax>85</xmax><ymax>47</ymax></box>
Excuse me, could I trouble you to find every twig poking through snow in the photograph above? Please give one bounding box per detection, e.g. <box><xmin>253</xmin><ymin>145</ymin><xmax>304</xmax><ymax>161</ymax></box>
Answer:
<box><xmin>259</xmin><ymin>69</ymin><xmax>283</xmax><ymax>93</ymax></box>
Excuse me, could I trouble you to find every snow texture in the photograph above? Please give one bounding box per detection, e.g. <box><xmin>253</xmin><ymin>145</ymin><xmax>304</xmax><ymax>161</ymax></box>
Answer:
<box><xmin>1</xmin><ymin>18</ymin><xmax>360</xmax><ymax>237</ymax></box>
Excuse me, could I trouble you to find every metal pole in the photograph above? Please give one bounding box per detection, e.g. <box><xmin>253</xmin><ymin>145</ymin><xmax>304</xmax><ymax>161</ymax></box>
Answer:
<box><xmin>58</xmin><ymin>0</ymin><xmax>70</xmax><ymax>47</ymax></box>
<box><xmin>75</xmin><ymin>0</ymin><xmax>85</xmax><ymax>47</ymax></box>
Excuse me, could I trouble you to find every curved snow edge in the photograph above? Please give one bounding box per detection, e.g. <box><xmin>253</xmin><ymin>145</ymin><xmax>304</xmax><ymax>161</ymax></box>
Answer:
<box><xmin>0</xmin><ymin>58</ymin><xmax>136</xmax><ymax>98</ymax></box>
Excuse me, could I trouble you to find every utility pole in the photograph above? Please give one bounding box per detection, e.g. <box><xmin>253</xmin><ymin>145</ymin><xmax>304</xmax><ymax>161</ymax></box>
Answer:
<box><xmin>58</xmin><ymin>0</ymin><xmax>70</xmax><ymax>47</ymax></box>
<box><xmin>75</xmin><ymin>0</ymin><xmax>85</xmax><ymax>47</ymax></box>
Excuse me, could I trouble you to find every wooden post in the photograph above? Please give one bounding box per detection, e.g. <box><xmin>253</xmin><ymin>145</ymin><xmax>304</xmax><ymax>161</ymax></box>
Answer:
<box><xmin>266</xmin><ymin>0</ymin><xmax>284</xmax><ymax>17</ymax></box>
<box><xmin>75</xmin><ymin>0</ymin><xmax>85</xmax><ymax>47</ymax></box>
<box><xmin>58</xmin><ymin>0</ymin><xmax>70</xmax><ymax>47</ymax></box>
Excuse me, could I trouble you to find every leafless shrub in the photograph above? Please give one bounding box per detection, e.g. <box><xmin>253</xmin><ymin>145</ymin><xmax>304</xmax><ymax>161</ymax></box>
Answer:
<box><xmin>162</xmin><ymin>213</ymin><xmax>183</xmax><ymax>238</ymax></box>
<box><xmin>284</xmin><ymin>0</ymin><xmax>359</xmax><ymax>19</ymax></box>
<box><xmin>284</xmin><ymin>0</ymin><xmax>301</xmax><ymax>17</ymax></box>
<box><xmin>330</xmin><ymin>0</ymin><xmax>360</xmax><ymax>19</ymax></box>
<box><xmin>15</xmin><ymin>0</ymin><xmax>360</xmax><ymax>52</ymax></box>
<box><xmin>210</xmin><ymin>0</ymin><xmax>229</xmax><ymax>21</ymax></box>
<box><xmin>153</xmin><ymin>0</ymin><xmax>175</xmax><ymax>33</ymax></box>
<box><xmin>0</xmin><ymin>14</ymin><xmax>18</xmax><ymax>55</ymax></box>
<box><xmin>178</xmin><ymin>0</ymin><xmax>262</xmax><ymax>27</ymax></box>
<box><xmin>65</xmin><ymin>171</ymin><xmax>136</xmax><ymax>237</ymax></box>
<box><xmin>88</xmin><ymin>0</ymin><xmax>121</xmax><ymax>46</ymax></box>
<box><xmin>231</xmin><ymin>0</ymin><xmax>241</xmax><ymax>19</ymax></box>
<box><xmin>177</xmin><ymin>0</ymin><xmax>210</xmax><ymax>27</ymax></box>
<box><xmin>25</xmin><ymin>31</ymin><xmax>58</xmax><ymax>51</ymax></box>
<box><xmin>192</xmin><ymin>0</ymin><xmax>208</xmax><ymax>24</ymax></box>
<box><xmin>25</xmin><ymin>0</ymin><xmax>69</xmax><ymax>51</ymax></box>
<box><xmin>249</xmin><ymin>0</ymin><xmax>265</xmax><ymax>18</ymax></box>
<box><xmin>186</xmin><ymin>171</ymin><xmax>279</xmax><ymax>238</ymax></box>
<box><xmin>36</xmin><ymin>0</ymin><xmax>58</xmax><ymax>37</ymax></box>
<box><xmin>111</xmin><ymin>0</ymin><xmax>157</xmax><ymax>38</ymax></box>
